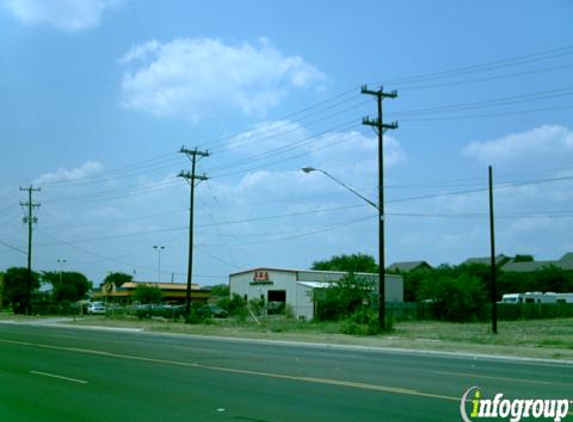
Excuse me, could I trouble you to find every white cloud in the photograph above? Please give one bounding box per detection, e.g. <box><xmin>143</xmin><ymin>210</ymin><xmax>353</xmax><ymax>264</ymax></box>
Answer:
<box><xmin>509</xmin><ymin>216</ymin><xmax>552</xmax><ymax>233</ymax></box>
<box><xmin>311</xmin><ymin>131</ymin><xmax>405</xmax><ymax>172</ymax></box>
<box><xmin>1</xmin><ymin>0</ymin><xmax>125</xmax><ymax>32</ymax></box>
<box><xmin>462</xmin><ymin>124</ymin><xmax>573</xmax><ymax>164</ymax></box>
<box><xmin>34</xmin><ymin>161</ymin><xmax>104</xmax><ymax>184</ymax></box>
<box><xmin>119</xmin><ymin>37</ymin><xmax>326</xmax><ymax>120</ymax></box>
<box><xmin>212</xmin><ymin>121</ymin><xmax>406</xmax><ymax>201</ymax></box>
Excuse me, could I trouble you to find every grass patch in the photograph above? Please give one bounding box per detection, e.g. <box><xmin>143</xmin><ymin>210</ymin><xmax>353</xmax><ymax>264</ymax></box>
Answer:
<box><xmin>13</xmin><ymin>313</ymin><xmax>571</xmax><ymax>361</ymax></box>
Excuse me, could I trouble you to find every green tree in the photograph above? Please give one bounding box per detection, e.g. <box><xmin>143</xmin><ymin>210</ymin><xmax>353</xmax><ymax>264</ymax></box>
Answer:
<box><xmin>315</xmin><ymin>272</ymin><xmax>375</xmax><ymax>321</ymax></box>
<box><xmin>417</xmin><ymin>272</ymin><xmax>487</xmax><ymax>322</ymax></box>
<box><xmin>402</xmin><ymin>267</ymin><xmax>433</xmax><ymax>302</ymax></box>
<box><xmin>42</xmin><ymin>271</ymin><xmax>92</xmax><ymax>303</ymax></box>
<box><xmin>311</xmin><ymin>253</ymin><xmax>378</xmax><ymax>273</ymax></box>
<box><xmin>3</xmin><ymin>267</ymin><xmax>40</xmax><ymax>314</ymax></box>
<box><xmin>533</xmin><ymin>265</ymin><xmax>573</xmax><ymax>292</ymax></box>
<box><xmin>132</xmin><ymin>285</ymin><xmax>163</xmax><ymax>304</ymax></box>
<box><xmin>103</xmin><ymin>272</ymin><xmax>133</xmax><ymax>288</ymax></box>
<box><xmin>209</xmin><ymin>284</ymin><xmax>230</xmax><ymax>297</ymax></box>
<box><xmin>497</xmin><ymin>271</ymin><xmax>530</xmax><ymax>298</ymax></box>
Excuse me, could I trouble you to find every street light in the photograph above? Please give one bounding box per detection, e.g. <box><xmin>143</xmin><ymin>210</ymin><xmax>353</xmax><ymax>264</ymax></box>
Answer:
<box><xmin>301</xmin><ymin>167</ymin><xmax>379</xmax><ymax>211</ymax></box>
<box><xmin>57</xmin><ymin>259</ymin><xmax>66</xmax><ymax>284</ymax></box>
<box><xmin>301</xmin><ymin>166</ymin><xmax>387</xmax><ymax>330</ymax></box>
<box><xmin>153</xmin><ymin>245</ymin><xmax>165</xmax><ymax>283</ymax></box>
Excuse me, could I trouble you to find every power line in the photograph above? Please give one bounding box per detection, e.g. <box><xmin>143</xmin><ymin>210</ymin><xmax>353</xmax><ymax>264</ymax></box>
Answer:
<box><xmin>401</xmin><ymin>104</ymin><xmax>573</xmax><ymax>123</ymax></box>
<box><xmin>388</xmin><ymin>86</ymin><xmax>573</xmax><ymax>118</ymax></box>
<box><xmin>210</xmin><ymin>128</ymin><xmax>371</xmax><ymax>179</ymax></box>
<box><xmin>208</xmin><ymin>118</ymin><xmax>360</xmax><ymax>173</ymax></box>
<box><xmin>378</xmin><ymin>44</ymin><xmax>573</xmax><ymax>86</ymax></box>
<box><xmin>0</xmin><ymin>240</ymin><xmax>27</xmax><ymax>254</ymax></box>
<box><xmin>397</xmin><ymin>63</ymin><xmax>573</xmax><ymax>92</ymax></box>
<box><xmin>34</xmin><ymin>153</ymin><xmax>180</xmax><ymax>188</ymax></box>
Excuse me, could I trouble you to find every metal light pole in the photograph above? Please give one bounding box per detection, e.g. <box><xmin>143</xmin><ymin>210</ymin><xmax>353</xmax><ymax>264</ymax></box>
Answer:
<box><xmin>57</xmin><ymin>259</ymin><xmax>66</xmax><ymax>284</ymax></box>
<box><xmin>153</xmin><ymin>245</ymin><xmax>165</xmax><ymax>283</ymax></box>
<box><xmin>301</xmin><ymin>167</ymin><xmax>384</xmax><ymax>322</ymax></box>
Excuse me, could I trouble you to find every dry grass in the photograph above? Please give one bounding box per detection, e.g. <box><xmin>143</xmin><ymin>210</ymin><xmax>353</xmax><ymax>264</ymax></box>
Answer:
<box><xmin>3</xmin><ymin>312</ymin><xmax>572</xmax><ymax>361</ymax></box>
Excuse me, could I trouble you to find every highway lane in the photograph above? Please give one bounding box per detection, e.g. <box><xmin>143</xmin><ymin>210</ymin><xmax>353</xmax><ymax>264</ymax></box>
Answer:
<box><xmin>0</xmin><ymin>323</ymin><xmax>571</xmax><ymax>422</ymax></box>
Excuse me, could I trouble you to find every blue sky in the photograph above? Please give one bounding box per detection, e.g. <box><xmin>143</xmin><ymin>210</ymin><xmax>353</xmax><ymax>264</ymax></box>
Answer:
<box><xmin>1</xmin><ymin>0</ymin><xmax>573</xmax><ymax>286</ymax></box>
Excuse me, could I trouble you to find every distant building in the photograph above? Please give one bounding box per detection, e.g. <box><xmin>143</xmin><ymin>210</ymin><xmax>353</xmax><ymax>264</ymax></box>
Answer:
<box><xmin>502</xmin><ymin>252</ymin><xmax>573</xmax><ymax>273</ymax></box>
<box><xmin>94</xmin><ymin>281</ymin><xmax>210</xmax><ymax>304</ymax></box>
<box><xmin>229</xmin><ymin>267</ymin><xmax>403</xmax><ymax>321</ymax></box>
<box><xmin>387</xmin><ymin>261</ymin><xmax>432</xmax><ymax>272</ymax></box>
<box><xmin>462</xmin><ymin>254</ymin><xmax>510</xmax><ymax>267</ymax></box>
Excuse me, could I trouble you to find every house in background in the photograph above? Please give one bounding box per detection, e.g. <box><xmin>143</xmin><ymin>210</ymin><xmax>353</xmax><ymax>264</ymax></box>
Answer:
<box><xmin>462</xmin><ymin>254</ymin><xmax>510</xmax><ymax>267</ymax></box>
<box><xmin>387</xmin><ymin>261</ymin><xmax>432</xmax><ymax>273</ymax></box>
<box><xmin>93</xmin><ymin>281</ymin><xmax>210</xmax><ymax>304</ymax></box>
<box><xmin>502</xmin><ymin>252</ymin><xmax>573</xmax><ymax>273</ymax></box>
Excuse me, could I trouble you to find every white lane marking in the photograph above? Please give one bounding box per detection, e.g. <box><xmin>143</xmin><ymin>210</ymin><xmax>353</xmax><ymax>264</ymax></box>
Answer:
<box><xmin>430</xmin><ymin>370</ymin><xmax>571</xmax><ymax>386</ymax></box>
<box><xmin>1</xmin><ymin>339</ymin><xmax>457</xmax><ymax>402</ymax></box>
<box><xmin>30</xmin><ymin>370</ymin><xmax>88</xmax><ymax>384</ymax></box>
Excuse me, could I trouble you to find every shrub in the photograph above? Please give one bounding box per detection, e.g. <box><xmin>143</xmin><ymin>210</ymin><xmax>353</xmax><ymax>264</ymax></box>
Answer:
<box><xmin>218</xmin><ymin>294</ymin><xmax>248</xmax><ymax>320</ymax></box>
<box><xmin>315</xmin><ymin>272</ymin><xmax>375</xmax><ymax>321</ymax></box>
<box><xmin>417</xmin><ymin>273</ymin><xmax>487</xmax><ymax>322</ymax></box>
<box><xmin>340</xmin><ymin>308</ymin><xmax>385</xmax><ymax>335</ymax></box>
<box><xmin>184</xmin><ymin>304</ymin><xmax>211</xmax><ymax>324</ymax></box>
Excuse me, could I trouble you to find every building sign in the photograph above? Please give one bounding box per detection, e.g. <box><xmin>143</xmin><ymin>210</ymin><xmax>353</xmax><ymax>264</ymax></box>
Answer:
<box><xmin>251</xmin><ymin>271</ymin><xmax>273</xmax><ymax>285</ymax></box>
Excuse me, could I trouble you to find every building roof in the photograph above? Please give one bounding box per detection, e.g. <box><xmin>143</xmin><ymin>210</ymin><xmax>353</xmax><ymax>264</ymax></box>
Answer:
<box><xmin>229</xmin><ymin>267</ymin><xmax>398</xmax><ymax>279</ymax></box>
<box><xmin>462</xmin><ymin>254</ymin><xmax>509</xmax><ymax>266</ymax></box>
<box><xmin>387</xmin><ymin>261</ymin><xmax>431</xmax><ymax>272</ymax></box>
<box><xmin>501</xmin><ymin>252</ymin><xmax>573</xmax><ymax>273</ymax></box>
<box><xmin>501</xmin><ymin>260</ymin><xmax>554</xmax><ymax>273</ymax></box>
<box><xmin>118</xmin><ymin>281</ymin><xmax>201</xmax><ymax>291</ymax></box>
<box><xmin>558</xmin><ymin>253</ymin><xmax>573</xmax><ymax>270</ymax></box>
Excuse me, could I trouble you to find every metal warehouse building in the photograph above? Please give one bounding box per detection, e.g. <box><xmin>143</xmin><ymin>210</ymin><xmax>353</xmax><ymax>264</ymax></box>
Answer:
<box><xmin>229</xmin><ymin>267</ymin><xmax>403</xmax><ymax>321</ymax></box>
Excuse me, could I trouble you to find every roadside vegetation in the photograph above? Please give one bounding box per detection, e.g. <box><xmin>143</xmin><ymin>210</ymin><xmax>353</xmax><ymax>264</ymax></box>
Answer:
<box><xmin>1</xmin><ymin>252</ymin><xmax>572</xmax><ymax>360</ymax></box>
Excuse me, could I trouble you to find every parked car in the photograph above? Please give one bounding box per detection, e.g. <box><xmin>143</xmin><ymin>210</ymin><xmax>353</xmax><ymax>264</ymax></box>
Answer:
<box><xmin>87</xmin><ymin>302</ymin><xmax>106</xmax><ymax>315</ymax></box>
<box><xmin>198</xmin><ymin>304</ymin><xmax>228</xmax><ymax>318</ymax></box>
<box><xmin>135</xmin><ymin>303</ymin><xmax>186</xmax><ymax>319</ymax></box>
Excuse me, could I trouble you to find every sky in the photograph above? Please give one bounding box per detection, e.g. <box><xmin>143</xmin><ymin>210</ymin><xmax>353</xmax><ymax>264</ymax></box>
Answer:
<box><xmin>1</xmin><ymin>0</ymin><xmax>573</xmax><ymax>287</ymax></box>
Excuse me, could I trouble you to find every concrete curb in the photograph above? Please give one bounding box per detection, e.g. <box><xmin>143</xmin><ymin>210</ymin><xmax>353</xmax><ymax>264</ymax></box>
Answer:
<box><xmin>0</xmin><ymin>320</ymin><xmax>143</xmax><ymax>333</ymax></box>
<box><xmin>140</xmin><ymin>331</ymin><xmax>573</xmax><ymax>366</ymax></box>
<box><xmin>3</xmin><ymin>319</ymin><xmax>571</xmax><ymax>366</ymax></box>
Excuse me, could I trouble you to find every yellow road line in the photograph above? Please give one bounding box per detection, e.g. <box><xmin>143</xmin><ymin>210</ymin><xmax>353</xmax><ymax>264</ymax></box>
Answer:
<box><xmin>0</xmin><ymin>338</ymin><xmax>460</xmax><ymax>402</ymax></box>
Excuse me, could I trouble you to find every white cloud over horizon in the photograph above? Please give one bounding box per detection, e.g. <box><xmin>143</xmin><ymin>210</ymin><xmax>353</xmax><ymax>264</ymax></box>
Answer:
<box><xmin>34</xmin><ymin>161</ymin><xmax>104</xmax><ymax>184</ymax></box>
<box><xmin>1</xmin><ymin>0</ymin><xmax>125</xmax><ymax>32</ymax></box>
<box><xmin>462</xmin><ymin>124</ymin><xmax>573</xmax><ymax>164</ymax></box>
<box><xmin>119</xmin><ymin>37</ymin><xmax>327</xmax><ymax>120</ymax></box>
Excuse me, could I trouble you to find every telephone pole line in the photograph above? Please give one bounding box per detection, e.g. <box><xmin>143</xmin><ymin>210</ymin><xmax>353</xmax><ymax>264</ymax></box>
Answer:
<box><xmin>179</xmin><ymin>147</ymin><xmax>209</xmax><ymax>315</ymax></box>
<box><xmin>489</xmin><ymin>165</ymin><xmax>498</xmax><ymax>334</ymax></box>
<box><xmin>361</xmin><ymin>85</ymin><xmax>398</xmax><ymax>331</ymax></box>
<box><xmin>20</xmin><ymin>185</ymin><xmax>41</xmax><ymax>315</ymax></box>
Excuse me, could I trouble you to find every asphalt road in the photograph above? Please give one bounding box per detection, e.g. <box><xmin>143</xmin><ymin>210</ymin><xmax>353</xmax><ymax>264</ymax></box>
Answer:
<box><xmin>0</xmin><ymin>323</ymin><xmax>571</xmax><ymax>422</ymax></box>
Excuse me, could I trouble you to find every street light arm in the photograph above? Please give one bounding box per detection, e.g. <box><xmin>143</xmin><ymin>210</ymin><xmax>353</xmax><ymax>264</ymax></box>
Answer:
<box><xmin>302</xmin><ymin>167</ymin><xmax>379</xmax><ymax>211</ymax></box>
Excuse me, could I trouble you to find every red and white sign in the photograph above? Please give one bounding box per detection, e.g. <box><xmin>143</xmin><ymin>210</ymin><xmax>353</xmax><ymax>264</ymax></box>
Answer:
<box><xmin>253</xmin><ymin>271</ymin><xmax>270</xmax><ymax>282</ymax></box>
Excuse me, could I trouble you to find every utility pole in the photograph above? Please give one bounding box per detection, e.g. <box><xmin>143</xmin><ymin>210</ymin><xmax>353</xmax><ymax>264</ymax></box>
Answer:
<box><xmin>20</xmin><ymin>185</ymin><xmax>41</xmax><ymax>315</ymax></box>
<box><xmin>179</xmin><ymin>147</ymin><xmax>209</xmax><ymax>315</ymax></box>
<box><xmin>361</xmin><ymin>85</ymin><xmax>398</xmax><ymax>331</ymax></box>
<box><xmin>489</xmin><ymin>166</ymin><xmax>498</xmax><ymax>334</ymax></box>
